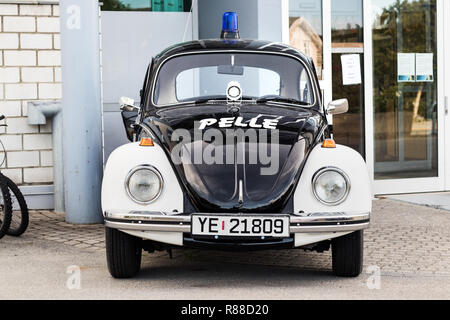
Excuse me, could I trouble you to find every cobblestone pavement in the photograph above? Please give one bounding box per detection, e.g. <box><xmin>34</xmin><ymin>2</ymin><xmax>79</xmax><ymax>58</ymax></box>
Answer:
<box><xmin>22</xmin><ymin>198</ymin><xmax>450</xmax><ymax>277</ymax></box>
<box><xmin>26</xmin><ymin>211</ymin><xmax>105</xmax><ymax>252</ymax></box>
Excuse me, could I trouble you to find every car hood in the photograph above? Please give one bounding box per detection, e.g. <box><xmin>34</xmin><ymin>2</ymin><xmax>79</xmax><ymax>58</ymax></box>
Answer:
<box><xmin>145</xmin><ymin>103</ymin><xmax>325</xmax><ymax>213</ymax></box>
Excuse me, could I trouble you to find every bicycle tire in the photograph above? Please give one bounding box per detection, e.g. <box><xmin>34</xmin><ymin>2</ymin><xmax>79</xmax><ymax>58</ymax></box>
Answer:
<box><xmin>0</xmin><ymin>175</ymin><xmax>12</xmax><ymax>240</ymax></box>
<box><xmin>4</xmin><ymin>175</ymin><xmax>29</xmax><ymax>237</ymax></box>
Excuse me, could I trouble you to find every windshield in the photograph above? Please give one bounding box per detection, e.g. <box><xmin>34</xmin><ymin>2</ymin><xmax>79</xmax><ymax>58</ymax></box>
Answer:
<box><xmin>152</xmin><ymin>53</ymin><xmax>315</xmax><ymax>107</ymax></box>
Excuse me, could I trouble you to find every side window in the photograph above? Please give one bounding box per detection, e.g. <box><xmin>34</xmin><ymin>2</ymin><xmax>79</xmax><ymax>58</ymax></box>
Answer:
<box><xmin>299</xmin><ymin>69</ymin><xmax>312</xmax><ymax>104</ymax></box>
<box><xmin>140</xmin><ymin>66</ymin><xmax>150</xmax><ymax>107</ymax></box>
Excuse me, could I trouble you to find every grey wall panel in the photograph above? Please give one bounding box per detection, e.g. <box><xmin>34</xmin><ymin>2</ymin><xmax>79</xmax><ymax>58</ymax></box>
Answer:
<box><xmin>257</xmin><ymin>0</ymin><xmax>283</xmax><ymax>42</ymax></box>
<box><xmin>103</xmin><ymin>107</ymin><xmax>130</xmax><ymax>161</ymax></box>
<box><xmin>198</xmin><ymin>0</ymin><xmax>259</xmax><ymax>39</ymax></box>
<box><xmin>102</xmin><ymin>11</ymin><xmax>193</xmax><ymax>162</ymax></box>
<box><xmin>102</xmin><ymin>11</ymin><xmax>193</xmax><ymax>104</ymax></box>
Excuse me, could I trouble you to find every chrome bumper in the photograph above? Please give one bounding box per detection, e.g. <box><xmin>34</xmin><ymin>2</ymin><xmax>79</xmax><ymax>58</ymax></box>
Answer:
<box><xmin>104</xmin><ymin>211</ymin><xmax>370</xmax><ymax>234</ymax></box>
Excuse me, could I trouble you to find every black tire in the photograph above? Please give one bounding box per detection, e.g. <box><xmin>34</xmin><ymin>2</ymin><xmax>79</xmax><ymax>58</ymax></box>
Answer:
<box><xmin>106</xmin><ymin>227</ymin><xmax>142</xmax><ymax>279</ymax></box>
<box><xmin>0</xmin><ymin>176</ymin><xmax>12</xmax><ymax>240</ymax></box>
<box><xmin>4</xmin><ymin>176</ymin><xmax>29</xmax><ymax>237</ymax></box>
<box><xmin>332</xmin><ymin>231</ymin><xmax>364</xmax><ymax>277</ymax></box>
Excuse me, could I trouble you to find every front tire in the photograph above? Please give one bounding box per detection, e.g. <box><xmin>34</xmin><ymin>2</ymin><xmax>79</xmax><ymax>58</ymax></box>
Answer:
<box><xmin>332</xmin><ymin>231</ymin><xmax>363</xmax><ymax>277</ymax></box>
<box><xmin>106</xmin><ymin>227</ymin><xmax>142</xmax><ymax>279</ymax></box>
<box><xmin>5</xmin><ymin>176</ymin><xmax>29</xmax><ymax>237</ymax></box>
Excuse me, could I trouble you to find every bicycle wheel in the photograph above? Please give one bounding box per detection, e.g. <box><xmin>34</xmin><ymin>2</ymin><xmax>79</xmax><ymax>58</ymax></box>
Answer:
<box><xmin>0</xmin><ymin>175</ymin><xmax>12</xmax><ymax>240</ymax></box>
<box><xmin>4</xmin><ymin>176</ymin><xmax>29</xmax><ymax>237</ymax></box>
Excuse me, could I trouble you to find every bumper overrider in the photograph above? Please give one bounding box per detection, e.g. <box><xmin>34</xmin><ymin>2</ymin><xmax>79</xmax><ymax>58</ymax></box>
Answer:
<box><xmin>104</xmin><ymin>211</ymin><xmax>370</xmax><ymax>235</ymax></box>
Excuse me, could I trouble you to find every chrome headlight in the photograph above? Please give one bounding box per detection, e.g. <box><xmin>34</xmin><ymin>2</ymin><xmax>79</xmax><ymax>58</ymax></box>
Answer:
<box><xmin>125</xmin><ymin>165</ymin><xmax>163</xmax><ymax>204</ymax></box>
<box><xmin>312</xmin><ymin>167</ymin><xmax>350</xmax><ymax>205</ymax></box>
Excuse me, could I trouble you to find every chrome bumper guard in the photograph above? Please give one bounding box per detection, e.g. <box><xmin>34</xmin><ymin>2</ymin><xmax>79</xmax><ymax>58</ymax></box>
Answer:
<box><xmin>104</xmin><ymin>211</ymin><xmax>370</xmax><ymax>234</ymax></box>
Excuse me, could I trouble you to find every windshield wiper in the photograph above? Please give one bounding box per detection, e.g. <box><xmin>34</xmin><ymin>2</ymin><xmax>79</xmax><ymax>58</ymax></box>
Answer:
<box><xmin>256</xmin><ymin>96</ymin><xmax>310</xmax><ymax>106</ymax></box>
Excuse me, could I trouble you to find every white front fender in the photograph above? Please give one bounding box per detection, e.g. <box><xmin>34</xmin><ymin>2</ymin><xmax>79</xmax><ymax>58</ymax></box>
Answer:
<box><xmin>294</xmin><ymin>144</ymin><xmax>372</xmax><ymax>214</ymax></box>
<box><xmin>101</xmin><ymin>142</ymin><xmax>184</xmax><ymax>214</ymax></box>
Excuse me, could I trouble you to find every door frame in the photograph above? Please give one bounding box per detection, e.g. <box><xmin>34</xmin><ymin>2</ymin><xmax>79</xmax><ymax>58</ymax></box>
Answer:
<box><xmin>369</xmin><ymin>0</ymin><xmax>446</xmax><ymax>195</ymax></box>
<box><xmin>285</xmin><ymin>0</ymin><xmax>448</xmax><ymax>195</ymax></box>
<box><xmin>444</xmin><ymin>0</ymin><xmax>450</xmax><ymax>191</ymax></box>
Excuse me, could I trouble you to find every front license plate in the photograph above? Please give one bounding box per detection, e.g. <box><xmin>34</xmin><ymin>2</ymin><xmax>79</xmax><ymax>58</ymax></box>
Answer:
<box><xmin>191</xmin><ymin>215</ymin><xmax>290</xmax><ymax>238</ymax></box>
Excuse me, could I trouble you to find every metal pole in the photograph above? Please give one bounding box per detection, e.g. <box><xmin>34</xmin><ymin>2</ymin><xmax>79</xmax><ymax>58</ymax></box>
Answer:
<box><xmin>60</xmin><ymin>0</ymin><xmax>103</xmax><ymax>224</ymax></box>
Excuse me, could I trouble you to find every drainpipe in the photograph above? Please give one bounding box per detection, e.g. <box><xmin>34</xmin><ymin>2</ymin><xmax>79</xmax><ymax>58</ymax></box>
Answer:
<box><xmin>60</xmin><ymin>0</ymin><xmax>103</xmax><ymax>224</ymax></box>
<box><xmin>27</xmin><ymin>101</ymin><xmax>64</xmax><ymax>212</ymax></box>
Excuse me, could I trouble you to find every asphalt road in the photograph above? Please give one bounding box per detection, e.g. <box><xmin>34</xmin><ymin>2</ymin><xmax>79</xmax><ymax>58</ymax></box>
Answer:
<box><xmin>1</xmin><ymin>232</ymin><xmax>450</xmax><ymax>300</ymax></box>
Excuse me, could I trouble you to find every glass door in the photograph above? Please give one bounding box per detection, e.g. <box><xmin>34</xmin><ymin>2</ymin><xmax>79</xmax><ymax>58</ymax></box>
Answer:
<box><xmin>289</xmin><ymin>1</ymin><xmax>366</xmax><ymax>156</ymax></box>
<box><xmin>288</xmin><ymin>0</ymin><xmax>446</xmax><ymax>195</ymax></box>
<box><xmin>370</xmin><ymin>0</ymin><xmax>445</xmax><ymax>194</ymax></box>
<box><xmin>331</xmin><ymin>0</ymin><xmax>365</xmax><ymax>157</ymax></box>
<box><xmin>445</xmin><ymin>0</ymin><xmax>450</xmax><ymax>191</ymax></box>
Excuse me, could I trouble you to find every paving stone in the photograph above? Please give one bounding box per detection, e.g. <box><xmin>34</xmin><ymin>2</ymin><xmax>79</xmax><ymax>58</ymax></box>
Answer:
<box><xmin>21</xmin><ymin>199</ymin><xmax>450</xmax><ymax>275</ymax></box>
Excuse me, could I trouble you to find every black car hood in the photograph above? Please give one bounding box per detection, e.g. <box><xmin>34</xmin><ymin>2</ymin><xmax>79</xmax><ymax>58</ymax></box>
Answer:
<box><xmin>145</xmin><ymin>103</ymin><xmax>325</xmax><ymax>213</ymax></box>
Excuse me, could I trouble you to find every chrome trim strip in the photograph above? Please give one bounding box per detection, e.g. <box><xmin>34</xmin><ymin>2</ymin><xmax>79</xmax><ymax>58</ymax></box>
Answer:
<box><xmin>290</xmin><ymin>213</ymin><xmax>369</xmax><ymax>224</ymax></box>
<box><xmin>150</xmin><ymin>50</ymin><xmax>318</xmax><ymax>108</ymax></box>
<box><xmin>105</xmin><ymin>211</ymin><xmax>190</xmax><ymax>223</ymax></box>
<box><xmin>290</xmin><ymin>222</ymin><xmax>370</xmax><ymax>233</ymax></box>
<box><xmin>104</xmin><ymin>211</ymin><xmax>370</xmax><ymax>234</ymax></box>
<box><xmin>106</xmin><ymin>220</ymin><xmax>368</xmax><ymax>234</ymax></box>
<box><xmin>138</xmin><ymin>123</ymin><xmax>157</xmax><ymax>140</ymax></box>
<box><xmin>106</xmin><ymin>221</ymin><xmax>191</xmax><ymax>233</ymax></box>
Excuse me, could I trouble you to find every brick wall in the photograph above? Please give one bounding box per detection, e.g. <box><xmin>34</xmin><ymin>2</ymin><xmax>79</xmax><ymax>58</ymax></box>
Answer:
<box><xmin>0</xmin><ymin>2</ymin><xmax>60</xmax><ymax>186</ymax></box>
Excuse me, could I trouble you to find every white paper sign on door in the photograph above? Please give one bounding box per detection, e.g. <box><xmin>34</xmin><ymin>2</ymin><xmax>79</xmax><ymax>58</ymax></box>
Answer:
<box><xmin>341</xmin><ymin>54</ymin><xmax>361</xmax><ymax>86</ymax></box>
<box><xmin>415</xmin><ymin>53</ymin><xmax>434</xmax><ymax>82</ymax></box>
<box><xmin>397</xmin><ymin>53</ymin><xmax>415</xmax><ymax>82</ymax></box>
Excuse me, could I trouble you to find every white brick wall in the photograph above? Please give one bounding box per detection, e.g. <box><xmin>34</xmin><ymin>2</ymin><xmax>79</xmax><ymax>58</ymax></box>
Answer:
<box><xmin>5</xmin><ymin>83</ymin><xmax>37</xmax><ymax>99</ymax></box>
<box><xmin>1</xmin><ymin>134</ymin><xmax>22</xmax><ymax>151</ymax></box>
<box><xmin>0</xmin><ymin>101</ymin><xmax>21</xmax><ymax>117</ymax></box>
<box><xmin>0</xmin><ymin>3</ymin><xmax>61</xmax><ymax>186</ymax></box>
<box><xmin>38</xmin><ymin>50</ymin><xmax>60</xmax><ymax>66</ymax></box>
<box><xmin>3</xmin><ymin>17</ymin><xmax>36</xmax><ymax>32</ymax></box>
<box><xmin>6</xmin><ymin>117</ymin><xmax>38</xmax><ymax>134</ymax></box>
<box><xmin>1</xmin><ymin>169</ymin><xmax>22</xmax><ymax>185</ymax></box>
<box><xmin>37</xmin><ymin>17</ymin><xmax>60</xmax><ymax>33</ymax></box>
<box><xmin>0</xmin><ymin>33</ymin><xmax>19</xmax><ymax>49</ymax></box>
<box><xmin>21</xmin><ymin>34</ymin><xmax>53</xmax><ymax>49</ymax></box>
<box><xmin>4</xmin><ymin>50</ymin><xmax>36</xmax><ymax>66</ymax></box>
<box><xmin>40</xmin><ymin>150</ymin><xmax>53</xmax><ymax>166</ymax></box>
<box><xmin>21</xmin><ymin>67</ymin><xmax>53</xmax><ymax>82</ymax></box>
<box><xmin>24</xmin><ymin>134</ymin><xmax>52</xmax><ymax>150</ymax></box>
<box><xmin>0</xmin><ymin>4</ymin><xmax>18</xmax><ymax>15</ymax></box>
<box><xmin>38</xmin><ymin>83</ymin><xmax>61</xmax><ymax>99</ymax></box>
<box><xmin>20</xmin><ymin>5</ymin><xmax>52</xmax><ymax>16</ymax></box>
<box><xmin>24</xmin><ymin>167</ymin><xmax>53</xmax><ymax>183</ymax></box>
<box><xmin>7</xmin><ymin>151</ymin><xmax>39</xmax><ymax>168</ymax></box>
<box><xmin>0</xmin><ymin>67</ymin><xmax>20</xmax><ymax>83</ymax></box>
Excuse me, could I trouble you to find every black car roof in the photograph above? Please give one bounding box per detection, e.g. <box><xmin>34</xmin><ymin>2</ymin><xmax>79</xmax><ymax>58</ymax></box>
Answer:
<box><xmin>153</xmin><ymin>39</ymin><xmax>314</xmax><ymax>67</ymax></box>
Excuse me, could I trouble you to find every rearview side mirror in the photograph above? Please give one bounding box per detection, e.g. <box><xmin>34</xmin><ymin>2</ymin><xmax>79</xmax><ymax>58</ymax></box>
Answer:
<box><xmin>327</xmin><ymin>99</ymin><xmax>349</xmax><ymax>115</ymax></box>
<box><xmin>119</xmin><ymin>96</ymin><xmax>140</xmax><ymax>112</ymax></box>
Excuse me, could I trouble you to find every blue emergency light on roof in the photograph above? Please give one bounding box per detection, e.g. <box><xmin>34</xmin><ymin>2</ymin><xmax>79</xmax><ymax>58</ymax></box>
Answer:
<box><xmin>220</xmin><ymin>12</ymin><xmax>240</xmax><ymax>40</ymax></box>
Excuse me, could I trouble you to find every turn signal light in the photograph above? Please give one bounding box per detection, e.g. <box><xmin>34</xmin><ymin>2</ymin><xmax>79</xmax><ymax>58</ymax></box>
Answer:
<box><xmin>322</xmin><ymin>139</ymin><xmax>336</xmax><ymax>149</ymax></box>
<box><xmin>139</xmin><ymin>137</ymin><xmax>154</xmax><ymax>147</ymax></box>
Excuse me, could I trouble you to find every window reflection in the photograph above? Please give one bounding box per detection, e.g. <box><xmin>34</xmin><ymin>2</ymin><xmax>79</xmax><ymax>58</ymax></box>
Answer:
<box><xmin>101</xmin><ymin>0</ymin><xmax>192</xmax><ymax>12</ymax></box>
<box><xmin>289</xmin><ymin>0</ymin><xmax>323</xmax><ymax>79</ymax></box>
<box><xmin>331</xmin><ymin>0</ymin><xmax>363</xmax><ymax>45</ymax></box>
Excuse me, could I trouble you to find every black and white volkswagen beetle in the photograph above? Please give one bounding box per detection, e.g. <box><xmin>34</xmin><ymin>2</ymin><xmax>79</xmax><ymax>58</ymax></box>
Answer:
<box><xmin>102</xmin><ymin>13</ymin><xmax>371</xmax><ymax>279</ymax></box>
